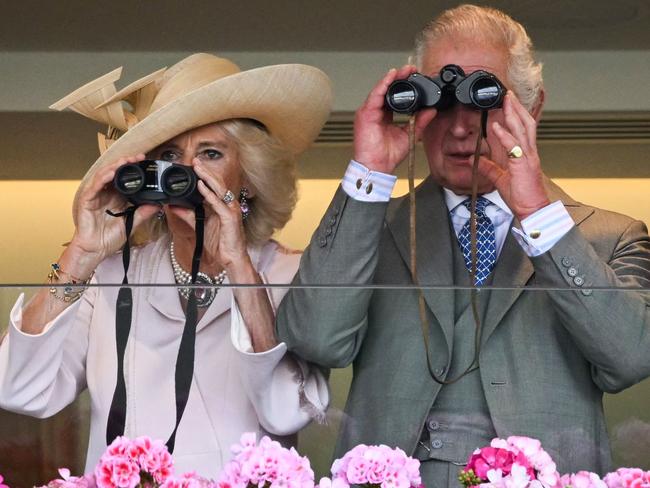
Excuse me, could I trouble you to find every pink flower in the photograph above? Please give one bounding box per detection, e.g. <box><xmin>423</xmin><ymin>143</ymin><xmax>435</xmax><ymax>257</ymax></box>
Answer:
<box><xmin>461</xmin><ymin>436</ymin><xmax>559</xmax><ymax>488</ymax></box>
<box><xmin>160</xmin><ymin>472</ymin><xmax>216</xmax><ymax>488</ymax></box>
<box><xmin>486</xmin><ymin>463</ymin><xmax>531</xmax><ymax>488</ymax></box>
<box><xmin>105</xmin><ymin>437</ymin><xmax>133</xmax><ymax>458</ymax></box>
<box><xmin>37</xmin><ymin>469</ymin><xmax>97</xmax><ymax>488</ymax></box>
<box><xmin>604</xmin><ymin>468</ymin><xmax>650</xmax><ymax>488</ymax></box>
<box><xmin>95</xmin><ymin>454</ymin><xmax>141</xmax><ymax>488</ymax></box>
<box><xmin>466</xmin><ymin>447</ymin><xmax>518</xmax><ymax>480</ymax></box>
<box><xmin>218</xmin><ymin>432</ymin><xmax>314</xmax><ymax>488</ymax></box>
<box><xmin>559</xmin><ymin>471</ymin><xmax>607</xmax><ymax>488</ymax></box>
<box><xmin>329</xmin><ymin>444</ymin><xmax>421</xmax><ymax>488</ymax></box>
<box><xmin>346</xmin><ymin>456</ymin><xmax>370</xmax><ymax>484</ymax></box>
<box><xmin>317</xmin><ymin>478</ymin><xmax>350</xmax><ymax>488</ymax></box>
<box><xmin>0</xmin><ymin>474</ymin><xmax>10</xmax><ymax>488</ymax></box>
<box><xmin>134</xmin><ymin>437</ymin><xmax>174</xmax><ymax>483</ymax></box>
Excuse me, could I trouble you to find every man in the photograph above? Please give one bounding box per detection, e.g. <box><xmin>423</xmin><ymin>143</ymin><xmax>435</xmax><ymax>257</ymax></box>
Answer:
<box><xmin>277</xmin><ymin>4</ymin><xmax>650</xmax><ymax>483</ymax></box>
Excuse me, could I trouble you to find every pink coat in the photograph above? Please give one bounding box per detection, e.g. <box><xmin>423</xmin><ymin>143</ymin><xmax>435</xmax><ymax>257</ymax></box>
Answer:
<box><xmin>0</xmin><ymin>237</ymin><xmax>328</xmax><ymax>478</ymax></box>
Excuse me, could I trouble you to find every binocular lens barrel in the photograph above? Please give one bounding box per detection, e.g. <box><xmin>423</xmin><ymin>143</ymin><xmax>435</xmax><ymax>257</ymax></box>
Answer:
<box><xmin>162</xmin><ymin>166</ymin><xmax>193</xmax><ymax>196</ymax></box>
<box><xmin>385</xmin><ymin>65</ymin><xmax>505</xmax><ymax>114</ymax></box>
<box><xmin>470</xmin><ymin>77</ymin><xmax>502</xmax><ymax>109</ymax></box>
<box><xmin>386</xmin><ymin>81</ymin><xmax>418</xmax><ymax>113</ymax></box>
<box><xmin>114</xmin><ymin>165</ymin><xmax>145</xmax><ymax>194</ymax></box>
<box><xmin>113</xmin><ymin>160</ymin><xmax>202</xmax><ymax>207</ymax></box>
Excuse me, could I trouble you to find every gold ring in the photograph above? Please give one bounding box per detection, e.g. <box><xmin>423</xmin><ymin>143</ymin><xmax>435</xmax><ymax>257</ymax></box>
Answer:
<box><xmin>508</xmin><ymin>145</ymin><xmax>524</xmax><ymax>159</ymax></box>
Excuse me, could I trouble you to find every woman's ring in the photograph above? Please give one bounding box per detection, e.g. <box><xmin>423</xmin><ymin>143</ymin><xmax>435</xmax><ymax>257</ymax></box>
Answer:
<box><xmin>507</xmin><ymin>145</ymin><xmax>524</xmax><ymax>159</ymax></box>
<box><xmin>222</xmin><ymin>190</ymin><xmax>235</xmax><ymax>204</ymax></box>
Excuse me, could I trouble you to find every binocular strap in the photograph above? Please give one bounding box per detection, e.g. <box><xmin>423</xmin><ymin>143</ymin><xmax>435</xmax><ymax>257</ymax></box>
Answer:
<box><xmin>105</xmin><ymin>204</ymin><xmax>206</xmax><ymax>454</ymax></box>
<box><xmin>414</xmin><ymin>110</ymin><xmax>489</xmax><ymax>386</ymax></box>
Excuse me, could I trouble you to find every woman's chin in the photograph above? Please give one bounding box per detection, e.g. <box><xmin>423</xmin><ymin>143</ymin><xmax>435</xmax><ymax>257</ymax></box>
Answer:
<box><xmin>164</xmin><ymin>206</ymin><xmax>196</xmax><ymax>233</ymax></box>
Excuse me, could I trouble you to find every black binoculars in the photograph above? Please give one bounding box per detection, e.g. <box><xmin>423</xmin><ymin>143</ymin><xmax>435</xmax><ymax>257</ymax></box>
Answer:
<box><xmin>113</xmin><ymin>160</ymin><xmax>203</xmax><ymax>208</ymax></box>
<box><xmin>385</xmin><ymin>64</ymin><xmax>506</xmax><ymax>114</ymax></box>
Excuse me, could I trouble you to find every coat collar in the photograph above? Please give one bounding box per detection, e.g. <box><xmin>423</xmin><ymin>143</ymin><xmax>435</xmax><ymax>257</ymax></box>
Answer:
<box><xmin>145</xmin><ymin>237</ymin><xmax>264</xmax><ymax>332</ymax></box>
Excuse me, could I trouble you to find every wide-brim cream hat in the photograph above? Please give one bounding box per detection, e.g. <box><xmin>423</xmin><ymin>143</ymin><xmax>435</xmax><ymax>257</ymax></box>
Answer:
<box><xmin>50</xmin><ymin>52</ymin><xmax>333</xmax><ymax>207</ymax></box>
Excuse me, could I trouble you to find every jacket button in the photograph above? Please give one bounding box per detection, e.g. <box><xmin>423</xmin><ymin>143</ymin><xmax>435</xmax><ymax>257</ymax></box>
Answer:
<box><xmin>332</xmin><ymin>206</ymin><xmax>339</xmax><ymax>216</ymax></box>
<box><xmin>318</xmin><ymin>236</ymin><xmax>328</xmax><ymax>247</ymax></box>
<box><xmin>561</xmin><ymin>257</ymin><xmax>572</xmax><ymax>267</ymax></box>
<box><xmin>427</xmin><ymin>420</ymin><xmax>440</xmax><ymax>431</ymax></box>
<box><xmin>431</xmin><ymin>439</ymin><xmax>443</xmax><ymax>449</ymax></box>
<box><xmin>573</xmin><ymin>276</ymin><xmax>585</xmax><ymax>286</ymax></box>
<box><xmin>581</xmin><ymin>288</ymin><xmax>593</xmax><ymax>296</ymax></box>
<box><xmin>325</xmin><ymin>227</ymin><xmax>333</xmax><ymax>236</ymax></box>
<box><xmin>567</xmin><ymin>267</ymin><xmax>578</xmax><ymax>277</ymax></box>
<box><xmin>329</xmin><ymin>216</ymin><xmax>337</xmax><ymax>226</ymax></box>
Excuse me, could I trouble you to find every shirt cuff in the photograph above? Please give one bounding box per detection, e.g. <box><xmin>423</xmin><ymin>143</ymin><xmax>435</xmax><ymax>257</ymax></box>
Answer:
<box><xmin>230</xmin><ymin>294</ymin><xmax>286</xmax><ymax>357</ymax></box>
<box><xmin>511</xmin><ymin>200</ymin><xmax>575</xmax><ymax>257</ymax></box>
<box><xmin>341</xmin><ymin>160</ymin><xmax>397</xmax><ymax>202</ymax></box>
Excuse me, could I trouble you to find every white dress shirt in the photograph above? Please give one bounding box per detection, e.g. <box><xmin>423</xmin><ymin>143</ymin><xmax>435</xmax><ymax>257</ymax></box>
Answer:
<box><xmin>342</xmin><ymin>159</ymin><xmax>575</xmax><ymax>258</ymax></box>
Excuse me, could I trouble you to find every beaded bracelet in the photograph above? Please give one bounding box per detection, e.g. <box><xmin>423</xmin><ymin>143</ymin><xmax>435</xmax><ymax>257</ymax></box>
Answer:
<box><xmin>47</xmin><ymin>263</ymin><xmax>93</xmax><ymax>303</ymax></box>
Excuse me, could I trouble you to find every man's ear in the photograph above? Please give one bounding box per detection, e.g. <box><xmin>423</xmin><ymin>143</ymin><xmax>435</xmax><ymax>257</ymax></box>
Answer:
<box><xmin>531</xmin><ymin>88</ymin><xmax>545</xmax><ymax>123</ymax></box>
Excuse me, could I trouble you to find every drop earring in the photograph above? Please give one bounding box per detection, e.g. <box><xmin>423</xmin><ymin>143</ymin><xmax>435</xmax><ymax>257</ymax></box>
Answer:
<box><xmin>239</xmin><ymin>187</ymin><xmax>251</xmax><ymax>220</ymax></box>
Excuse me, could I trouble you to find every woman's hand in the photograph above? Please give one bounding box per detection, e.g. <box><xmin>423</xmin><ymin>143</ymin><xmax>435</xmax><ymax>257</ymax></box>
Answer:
<box><xmin>193</xmin><ymin>158</ymin><xmax>278</xmax><ymax>352</ymax></box>
<box><xmin>191</xmin><ymin>158</ymin><xmax>250</xmax><ymax>273</ymax></box>
<box><xmin>22</xmin><ymin>154</ymin><xmax>158</xmax><ymax>334</ymax></box>
<box><xmin>68</xmin><ymin>154</ymin><xmax>159</xmax><ymax>275</ymax></box>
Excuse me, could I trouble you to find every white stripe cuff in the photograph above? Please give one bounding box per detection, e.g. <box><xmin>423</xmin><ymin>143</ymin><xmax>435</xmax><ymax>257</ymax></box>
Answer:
<box><xmin>341</xmin><ymin>160</ymin><xmax>397</xmax><ymax>203</ymax></box>
<box><xmin>511</xmin><ymin>200</ymin><xmax>575</xmax><ymax>257</ymax></box>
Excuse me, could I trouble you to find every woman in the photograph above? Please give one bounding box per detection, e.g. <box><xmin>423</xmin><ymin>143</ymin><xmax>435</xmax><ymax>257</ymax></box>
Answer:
<box><xmin>0</xmin><ymin>53</ymin><xmax>332</xmax><ymax>478</ymax></box>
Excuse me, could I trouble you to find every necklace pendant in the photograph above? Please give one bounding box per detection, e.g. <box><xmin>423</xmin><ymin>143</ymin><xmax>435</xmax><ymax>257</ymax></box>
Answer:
<box><xmin>192</xmin><ymin>274</ymin><xmax>217</xmax><ymax>308</ymax></box>
<box><xmin>170</xmin><ymin>241</ymin><xmax>225</xmax><ymax>308</ymax></box>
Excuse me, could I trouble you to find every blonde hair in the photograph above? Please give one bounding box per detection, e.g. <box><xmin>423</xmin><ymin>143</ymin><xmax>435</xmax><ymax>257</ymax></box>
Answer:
<box><xmin>135</xmin><ymin>119</ymin><xmax>297</xmax><ymax>247</ymax></box>
<box><xmin>414</xmin><ymin>4</ymin><xmax>543</xmax><ymax>111</ymax></box>
<box><xmin>219</xmin><ymin>119</ymin><xmax>298</xmax><ymax>246</ymax></box>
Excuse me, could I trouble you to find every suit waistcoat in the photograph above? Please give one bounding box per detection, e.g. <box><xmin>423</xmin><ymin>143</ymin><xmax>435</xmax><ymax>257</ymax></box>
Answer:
<box><xmin>418</xmin><ymin>230</ymin><xmax>497</xmax><ymax>465</ymax></box>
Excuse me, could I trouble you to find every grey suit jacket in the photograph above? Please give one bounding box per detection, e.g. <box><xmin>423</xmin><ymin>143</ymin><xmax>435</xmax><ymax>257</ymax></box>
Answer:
<box><xmin>277</xmin><ymin>176</ymin><xmax>650</xmax><ymax>474</ymax></box>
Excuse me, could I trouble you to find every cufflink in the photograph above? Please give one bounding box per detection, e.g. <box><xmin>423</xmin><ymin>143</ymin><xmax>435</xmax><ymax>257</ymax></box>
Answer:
<box><xmin>529</xmin><ymin>229</ymin><xmax>541</xmax><ymax>239</ymax></box>
<box><xmin>356</xmin><ymin>178</ymin><xmax>362</xmax><ymax>190</ymax></box>
<box><xmin>365</xmin><ymin>182</ymin><xmax>373</xmax><ymax>194</ymax></box>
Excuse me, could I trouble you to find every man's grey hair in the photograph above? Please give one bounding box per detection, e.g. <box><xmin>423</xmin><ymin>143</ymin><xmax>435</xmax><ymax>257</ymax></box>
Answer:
<box><xmin>414</xmin><ymin>4</ymin><xmax>543</xmax><ymax>111</ymax></box>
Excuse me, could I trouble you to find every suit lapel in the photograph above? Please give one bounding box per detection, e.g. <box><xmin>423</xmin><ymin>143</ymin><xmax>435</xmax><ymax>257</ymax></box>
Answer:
<box><xmin>386</xmin><ymin>178</ymin><xmax>455</xmax><ymax>352</ymax></box>
<box><xmin>386</xmin><ymin>176</ymin><xmax>596</xmax><ymax>349</ymax></box>
<box><xmin>482</xmin><ymin>177</ymin><xmax>595</xmax><ymax>343</ymax></box>
<box><xmin>481</xmin><ymin>226</ymin><xmax>533</xmax><ymax>343</ymax></box>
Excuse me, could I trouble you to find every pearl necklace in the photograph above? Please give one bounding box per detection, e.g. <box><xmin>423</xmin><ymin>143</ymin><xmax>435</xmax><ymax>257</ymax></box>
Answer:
<box><xmin>169</xmin><ymin>241</ymin><xmax>226</xmax><ymax>308</ymax></box>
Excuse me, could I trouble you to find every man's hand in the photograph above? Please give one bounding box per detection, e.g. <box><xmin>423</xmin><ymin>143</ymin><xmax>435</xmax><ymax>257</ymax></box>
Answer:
<box><xmin>478</xmin><ymin>92</ymin><xmax>551</xmax><ymax>220</ymax></box>
<box><xmin>354</xmin><ymin>65</ymin><xmax>437</xmax><ymax>174</ymax></box>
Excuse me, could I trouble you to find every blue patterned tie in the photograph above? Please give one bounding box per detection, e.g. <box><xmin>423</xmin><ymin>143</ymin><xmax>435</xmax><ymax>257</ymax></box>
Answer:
<box><xmin>457</xmin><ymin>196</ymin><xmax>496</xmax><ymax>286</ymax></box>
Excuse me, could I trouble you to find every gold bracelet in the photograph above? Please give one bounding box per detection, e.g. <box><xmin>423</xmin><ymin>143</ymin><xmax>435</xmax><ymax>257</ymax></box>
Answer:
<box><xmin>47</xmin><ymin>263</ymin><xmax>93</xmax><ymax>303</ymax></box>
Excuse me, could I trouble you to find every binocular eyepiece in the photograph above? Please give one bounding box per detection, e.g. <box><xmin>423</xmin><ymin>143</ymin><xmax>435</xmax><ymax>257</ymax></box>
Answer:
<box><xmin>385</xmin><ymin>64</ymin><xmax>506</xmax><ymax>114</ymax></box>
<box><xmin>113</xmin><ymin>160</ymin><xmax>203</xmax><ymax>208</ymax></box>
